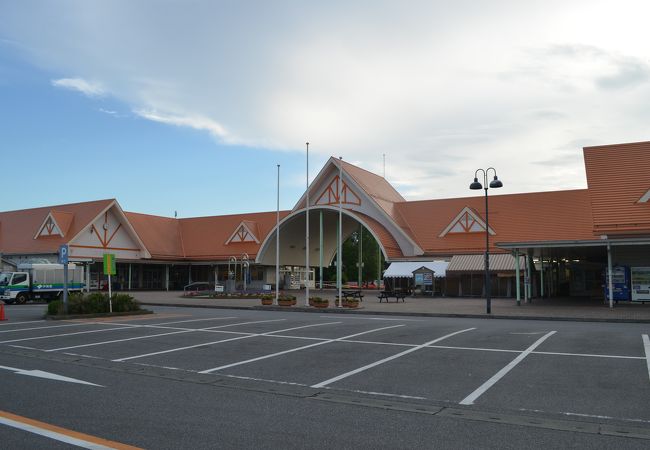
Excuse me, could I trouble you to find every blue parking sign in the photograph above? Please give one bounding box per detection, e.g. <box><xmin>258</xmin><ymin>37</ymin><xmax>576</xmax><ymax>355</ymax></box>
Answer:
<box><xmin>58</xmin><ymin>244</ymin><xmax>69</xmax><ymax>264</ymax></box>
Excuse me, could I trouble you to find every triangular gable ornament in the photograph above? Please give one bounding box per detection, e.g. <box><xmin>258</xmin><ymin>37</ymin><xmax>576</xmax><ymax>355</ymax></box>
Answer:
<box><xmin>638</xmin><ymin>189</ymin><xmax>650</xmax><ymax>203</ymax></box>
<box><xmin>34</xmin><ymin>212</ymin><xmax>64</xmax><ymax>238</ymax></box>
<box><xmin>314</xmin><ymin>175</ymin><xmax>361</xmax><ymax>206</ymax></box>
<box><xmin>439</xmin><ymin>207</ymin><xmax>495</xmax><ymax>237</ymax></box>
<box><xmin>226</xmin><ymin>222</ymin><xmax>260</xmax><ymax>244</ymax></box>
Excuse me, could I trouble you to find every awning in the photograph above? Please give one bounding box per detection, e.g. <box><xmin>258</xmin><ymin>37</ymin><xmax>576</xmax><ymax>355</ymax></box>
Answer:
<box><xmin>447</xmin><ymin>254</ymin><xmax>525</xmax><ymax>273</ymax></box>
<box><xmin>383</xmin><ymin>260</ymin><xmax>449</xmax><ymax>278</ymax></box>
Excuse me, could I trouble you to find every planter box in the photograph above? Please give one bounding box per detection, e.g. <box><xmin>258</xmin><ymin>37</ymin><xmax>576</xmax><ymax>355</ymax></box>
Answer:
<box><xmin>312</xmin><ymin>301</ymin><xmax>329</xmax><ymax>308</ymax></box>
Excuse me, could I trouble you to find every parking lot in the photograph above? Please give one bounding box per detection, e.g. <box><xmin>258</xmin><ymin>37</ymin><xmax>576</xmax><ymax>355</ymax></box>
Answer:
<box><xmin>1</xmin><ymin>305</ymin><xmax>650</xmax><ymax>448</ymax></box>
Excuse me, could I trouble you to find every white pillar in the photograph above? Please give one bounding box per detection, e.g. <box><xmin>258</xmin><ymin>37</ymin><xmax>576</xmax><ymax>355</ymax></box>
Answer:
<box><xmin>275</xmin><ymin>164</ymin><xmax>280</xmax><ymax>306</ymax></box>
<box><xmin>165</xmin><ymin>265</ymin><xmax>169</xmax><ymax>291</ymax></box>
<box><xmin>305</xmin><ymin>142</ymin><xmax>310</xmax><ymax>306</ymax></box>
<box><xmin>607</xmin><ymin>242</ymin><xmax>614</xmax><ymax>309</ymax></box>
<box><xmin>337</xmin><ymin>157</ymin><xmax>343</xmax><ymax>307</ymax></box>
<box><xmin>128</xmin><ymin>263</ymin><xmax>132</xmax><ymax>291</ymax></box>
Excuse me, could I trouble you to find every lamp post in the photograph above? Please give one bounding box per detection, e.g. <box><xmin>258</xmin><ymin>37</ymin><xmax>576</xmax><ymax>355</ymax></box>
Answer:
<box><xmin>469</xmin><ymin>168</ymin><xmax>503</xmax><ymax>314</ymax></box>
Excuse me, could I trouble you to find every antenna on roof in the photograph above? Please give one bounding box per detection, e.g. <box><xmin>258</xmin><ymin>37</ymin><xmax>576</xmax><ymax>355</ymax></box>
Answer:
<box><xmin>174</xmin><ymin>211</ymin><xmax>177</xmax><ymax>219</ymax></box>
<box><xmin>383</xmin><ymin>154</ymin><xmax>386</xmax><ymax>178</ymax></box>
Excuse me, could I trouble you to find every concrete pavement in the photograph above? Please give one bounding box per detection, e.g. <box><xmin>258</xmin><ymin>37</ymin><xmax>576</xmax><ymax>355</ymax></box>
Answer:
<box><xmin>129</xmin><ymin>290</ymin><xmax>650</xmax><ymax>323</ymax></box>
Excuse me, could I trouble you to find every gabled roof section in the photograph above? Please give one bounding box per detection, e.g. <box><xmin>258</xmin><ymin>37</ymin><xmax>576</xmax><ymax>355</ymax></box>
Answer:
<box><xmin>179</xmin><ymin>210</ymin><xmax>290</xmax><ymax>260</ymax></box>
<box><xmin>0</xmin><ymin>199</ymin><xmax>114</xmax><ymax>255</ymax></box>
<box><xmin>584</xmin><ymin>141</ymin><xmax>650</xmax><ymax>233</ymax></box>
<box><xmin>34</xmin><ymin>210</ymin><xmax>74</xmax><ymax>238</ymax></box>
<box><xmin>314</xmin><ymin>175</ymin><xmax>361</xmax><ymax>206</ymax></box>
<box><xmin>397</xmin><ymin>189</ymin><xmax>595</xmax><ymax>256</ymax></box>
<box><xmin>226</xmin><ymin>220</ymin><xmax>261</xmax><ymax>244</ymax></box>
<box><xmin>438</xmin><ymin>207</ymin><xmax>495</xmax><ymax>237</ymax></box>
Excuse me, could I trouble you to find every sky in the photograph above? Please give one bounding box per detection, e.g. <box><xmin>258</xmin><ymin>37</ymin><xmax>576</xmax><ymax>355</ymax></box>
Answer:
<box><xmin>1</xmin><ymin>0</ymin><xmax>650</xmax><ymax>217</ymax></box>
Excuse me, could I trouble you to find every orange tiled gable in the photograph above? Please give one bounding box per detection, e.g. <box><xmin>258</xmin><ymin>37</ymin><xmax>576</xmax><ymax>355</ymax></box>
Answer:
<box><xmin>314</xmin><ymin>175</ymin><xmax>361</xmax><ymax>206</ymax></box>
<box><xmin>396</xmin><ymin>189</ymin><xmax>595</xmax><ymax>256</ymax></box>
<box><xmin>584</xmin><ymin>141</ymin><xmax>650</xmax><ymax>234</ymax></box>
<box><xmin>225</xmin><ymin>220</ymin><xmax>260</xmax><ymax>244</ymax></box>
<box><xmin>438</xmin><ymin>207</ymin><xmax>495</xmax><ymax>237</ymax></box>
<box><xmin>34</xmin><ymin>211</ymin><xmax>72</xmax><ymax>238</ymax></box>
<box><xmin>178</xmin><ymin>210</ymin><xmax>290</xmax><ymax>260</ymax></box>
<box><xmin>0</xmin><ymin>199</ymin><xmax>114</xmax><ymax>255</ymax></box>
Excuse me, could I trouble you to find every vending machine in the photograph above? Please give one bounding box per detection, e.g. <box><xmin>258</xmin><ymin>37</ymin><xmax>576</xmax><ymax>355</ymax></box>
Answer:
<box><xmin>604</xmin><ymin>266</ymin><xmax>630</xmax><ymax>302</ymax></box>
<box><xmin>630</xmin><ymin>267</ymin><xmax>650</xmax><ymax>302</ymax></box>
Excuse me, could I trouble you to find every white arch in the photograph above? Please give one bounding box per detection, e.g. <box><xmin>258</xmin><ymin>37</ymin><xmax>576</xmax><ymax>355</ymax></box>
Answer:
<box><xmin>255</xmin><ymin>205</ymin><xmax>390</xmax><ymax>265</ymax></box>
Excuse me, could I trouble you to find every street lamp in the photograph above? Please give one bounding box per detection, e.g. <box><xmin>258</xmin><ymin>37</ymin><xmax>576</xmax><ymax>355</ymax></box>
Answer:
<box><xmin>470</xmin><ymin>168</ymin><xmax>503</xmax><ymax>314</ymax></box>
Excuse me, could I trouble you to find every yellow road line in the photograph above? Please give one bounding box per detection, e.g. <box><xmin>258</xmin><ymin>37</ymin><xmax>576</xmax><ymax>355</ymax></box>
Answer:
<box><xmin>0</xmin><ymin>410</ymin><xmax>142</xmax><ymax>449</ymax></box>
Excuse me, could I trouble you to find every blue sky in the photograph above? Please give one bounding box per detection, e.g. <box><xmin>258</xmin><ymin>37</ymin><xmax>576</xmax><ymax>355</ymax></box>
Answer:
<box><xmin>0</xmin><ymin>41</ymin><xmax>319</xmax><ymax>216</ymax></box>
<box><xmin>1</xmin><ymin>1</ymin><xmax>650</xmax><ymax>217</ymax></box>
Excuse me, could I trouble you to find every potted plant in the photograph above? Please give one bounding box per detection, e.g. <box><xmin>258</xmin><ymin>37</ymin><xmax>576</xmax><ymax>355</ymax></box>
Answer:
<box><xmin>344</xmin><ymin>297</ymin><xmax>360</xmax><ymax>308</ymax></box>
<box><xmin>310</xmin><ymin>297</ymin><xmax>329</xmax><ymax>308</ymax></box>
<box><xmin>260</xmin><ymin>294</ymin><xmax>273</xmax><ymax>306</ymax></box>
<box><xmin>278</xmin><ymin>294</ymin><xmax>294</xmax><ymax>307</ymax></box>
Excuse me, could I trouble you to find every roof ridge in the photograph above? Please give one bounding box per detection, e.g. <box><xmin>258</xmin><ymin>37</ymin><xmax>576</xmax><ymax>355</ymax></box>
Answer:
<box><xmin>0</xmin><ymin>198</ymin><xmax>115</xmax><ymax>215</ymax></box>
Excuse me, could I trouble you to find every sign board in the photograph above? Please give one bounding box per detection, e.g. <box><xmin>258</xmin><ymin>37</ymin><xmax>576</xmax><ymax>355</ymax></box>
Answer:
<box><xmin>58</xmin><ymin>245</ymin><xmax>69</xmax><ymax>264</ymax></box>
<box><xmin>103</xmin><ymin>253</ymin><xmax>116</xmax><ymax>276</ymax></box>
<box><xmin>215</xmin><ymin>285</ymin><xmax>224</xmax><ymax>293</ymax></box>
<box><xmin>423</xmin><ymin>272</ymin><xmax>433</xmax><ymax>285</ymax></box>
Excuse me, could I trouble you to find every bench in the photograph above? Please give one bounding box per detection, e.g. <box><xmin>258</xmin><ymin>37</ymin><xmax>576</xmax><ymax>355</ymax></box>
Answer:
<box><xmin>378</xmin><ymin>290</ymin><xmax>406</xmax><ymax>303</ymax></box>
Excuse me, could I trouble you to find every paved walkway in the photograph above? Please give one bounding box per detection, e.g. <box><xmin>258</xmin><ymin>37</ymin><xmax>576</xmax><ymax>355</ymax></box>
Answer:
<box><xmin>129</xmin><ymin>290</ymin><xmax>650</xmax><ymax>323</ymax></box>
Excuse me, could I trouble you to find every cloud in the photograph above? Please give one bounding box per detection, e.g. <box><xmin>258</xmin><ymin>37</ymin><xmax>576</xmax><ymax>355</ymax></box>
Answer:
<box><xmin>51</xmin><ymin>77</ymin><xmax>106</xmax><ymax>97</ymax></box>
<box><xmin>3</xmin><ymin>0</ymin><xmax>650</xmax><ymax>200</ymax></box>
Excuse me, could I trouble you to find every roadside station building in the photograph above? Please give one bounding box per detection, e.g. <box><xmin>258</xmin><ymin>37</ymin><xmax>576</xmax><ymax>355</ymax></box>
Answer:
<box><xmin>1</xmin><ymin>140</ymin><xmax>649</xmax><ymax>304</ymax></box>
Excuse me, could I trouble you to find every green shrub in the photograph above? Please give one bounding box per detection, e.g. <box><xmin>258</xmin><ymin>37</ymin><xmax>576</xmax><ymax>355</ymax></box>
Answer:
<box><xmin>47</xmin><ymin>300</ymin><xmax>64</xmax><ymax>316</ymax></box>
<box><xmin>111</xmin><ymin>293</ymin><xmax>140</xmax><ymax>312</ymax></box>
<box><xmin>46</xmin><ymin>292</ymin><xmax>139</xmax><ymax>316</ymax></box>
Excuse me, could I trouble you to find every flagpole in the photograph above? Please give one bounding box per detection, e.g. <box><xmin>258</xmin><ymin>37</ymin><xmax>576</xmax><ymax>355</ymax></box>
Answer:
<box><xmin>338</xmin><ymin>156</ymin><xmax>343</xmax><ymax>307</ymax></box>
<box><xmin>305</xmin><ymin>142</ymin><xmax>310</xmax><ymax>307</ymax></box>
<box><xmin>275</xmin><ymin>164</ymin><xmax>280</xmax><ymax>306</ymax></box>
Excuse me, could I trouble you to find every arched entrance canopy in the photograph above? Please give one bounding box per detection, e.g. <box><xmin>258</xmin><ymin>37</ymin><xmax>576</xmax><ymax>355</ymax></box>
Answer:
<box><xmin>255</xmin><ymin>206</ymin><xmax>403</xmax><ymax>266</ymax></box>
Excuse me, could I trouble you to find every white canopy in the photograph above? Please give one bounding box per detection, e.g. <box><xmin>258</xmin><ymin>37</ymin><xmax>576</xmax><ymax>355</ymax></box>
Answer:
<box><xmin>383</xmin><ymin>260</ymin><xmax>449</xmax><ymax>278</ymax></box>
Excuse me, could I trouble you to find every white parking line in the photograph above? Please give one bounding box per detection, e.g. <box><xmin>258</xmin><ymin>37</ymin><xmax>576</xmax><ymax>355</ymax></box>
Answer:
<box><xmin>199</xmin><ymin>324</ymin><xmax>402</xmax><ymax>373</ymax></box>
<box><xmin>112</xmin><ymin>322</ymin><xmax>339</xmax><ymax>362</ymax></box>
<box><xmin>310</xmin><ymin>328</ymin><xmax>476</xmax><ymax>388</ymax></box>
<box><xmin>0</xmin><ymin>323</ymin><xmax>111</xmax><ymax>334</ymax></box>
<box><xmin>143</xmin><ymin>316</ymin><xmax>238</xmax><ymax>326</ymax></box>
<box><xmin>45</xmin><ymin>329</ymin><xmax>196</xmax><ymax>352</ymax></box>
<box><xmin>319</xmin><ymin>316</ymin><xmax>423</xmax><ymax>322</ymax></box>
<box><xmin>0</xmin><ymin>326</ymin><xmax>136</xmax><ymax>344</ymax></box>
<box><xmin>643</xmin><ymin>334</ymin><xmax>650</xmax><ymax>382</ymax></box>
<box><xmin>459</xmin><ymin>330</ymin><xmax>556</xmax><ymax>405</ymax></box>
<box><xmin>44</xmin><ymin>319</ymin><xmax>286</xmax><ymax>352</ymax></box>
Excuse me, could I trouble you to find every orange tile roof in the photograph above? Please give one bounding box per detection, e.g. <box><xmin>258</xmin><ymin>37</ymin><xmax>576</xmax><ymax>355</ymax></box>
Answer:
<box><xmin>396</xmin><ymin>189</ymin><xmax>596</xmax><ymax>256</ymax></box>
<box><xmin>584</xmin><ymin>141</ymin><xmax>650</xmax><ymax>234</ymax></box>
<box><xmin>125</xmin><ymin>210</ymin><xmax>291</xmax><ymax>261</ymax></box>
<box><xmin>0</xmin><ymin>199</ymin><xmax>114</xmax><ymax>255</ymax></box>
<box><xmin>124</xmin><ymin>212</ymin><xmax>184</xmax><ymax>259</ymax></box>
<box><xmin>178</xmin><ymin>211</ymin><xmax>289</xmax><ymax>260</ymax></box>
<box><xmin>349</xmin><ymin>211</ymin><xmax>405</xmax><ymax>259</ymax></box>
<box><xmin>50</xmin><ymin>210</ymin><xmax>74</xmax><ymax>236</ymax></box>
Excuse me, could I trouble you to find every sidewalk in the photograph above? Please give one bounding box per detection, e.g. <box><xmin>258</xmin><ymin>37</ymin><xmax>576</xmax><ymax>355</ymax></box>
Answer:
<box><xmin>129</xmin><ymin>290</ymin><xmax>650</xmax><ymax>323</ymax></box>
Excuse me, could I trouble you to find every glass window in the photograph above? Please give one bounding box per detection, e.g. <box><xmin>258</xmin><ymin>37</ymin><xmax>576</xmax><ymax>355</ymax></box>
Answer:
<box><xmin>12</xmin><ymin>273</ymin><xmax>27</xmax><ymax>284</ymax></box>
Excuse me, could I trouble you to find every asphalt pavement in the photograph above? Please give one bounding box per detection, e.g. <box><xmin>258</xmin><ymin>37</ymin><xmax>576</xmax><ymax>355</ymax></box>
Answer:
<box><xmin>0</xmin><ymin>304</ymin><xmax>649</xmax><ymax>449</ymax></box>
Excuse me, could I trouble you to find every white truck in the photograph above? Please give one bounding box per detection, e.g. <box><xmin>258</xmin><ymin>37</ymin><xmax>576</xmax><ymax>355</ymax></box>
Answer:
<box><xmin>0</xmin><ymin>263</ymin><xmax>86</xmax><ymax>304</ymax></box>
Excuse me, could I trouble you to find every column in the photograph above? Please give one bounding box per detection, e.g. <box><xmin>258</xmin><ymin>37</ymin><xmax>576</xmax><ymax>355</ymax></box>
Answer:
<box><xmin>607</xmin><ymin>242</ymin><xmax>614</xmax><ymax>309</ymax></box>
<box><xmin>514</xmin><ymin>249</ymin><xmax>521</xmax><ymax>306</ymax></box>
<box><xmin>165</xmin><ymin>265</ymin><xmax>170</xmax><ymax>291</ymax></box>
<box><xmin>128</xmin><ymin>263</ymin><xmax>132</xmax><ymax>291</ymax></box>
<box><xmin>319</xmin><ymin>210</ymin><xmax>323</xmax><ymax>290</ymax></box>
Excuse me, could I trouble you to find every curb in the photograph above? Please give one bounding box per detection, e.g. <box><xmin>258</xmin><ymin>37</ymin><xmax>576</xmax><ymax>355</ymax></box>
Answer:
<box><xmin>137</xmin><ymin>302</ymin><xmax>650</xmax><ymax>324</ymax></box>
